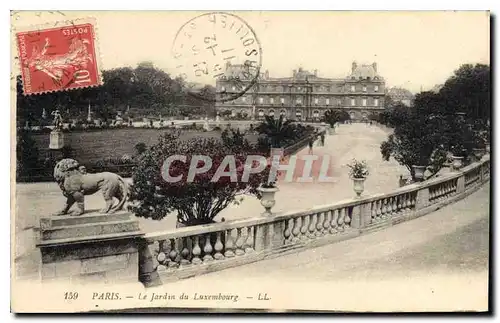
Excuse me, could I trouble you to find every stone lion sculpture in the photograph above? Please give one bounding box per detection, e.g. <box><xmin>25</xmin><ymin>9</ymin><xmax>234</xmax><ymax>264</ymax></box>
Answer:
<box><xmin>53</xmin><ymin>158</ymin><xmax>129</xmax><ymax>216</ymax></box>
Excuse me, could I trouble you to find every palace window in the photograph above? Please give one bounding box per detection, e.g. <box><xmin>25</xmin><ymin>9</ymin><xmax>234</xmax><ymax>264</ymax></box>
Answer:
<box><xmin>350</xmin><ymin>85</ymin><xmax>356</xmax><ymax>92</ymax></box>
<box><xmin>221</xmin><ymin>86</ymin><xmax>226</xmax><ymax>92</ymax></box>
<box><xmin>363</xmin><ymin>86</ymin><xmax>367</xmax><ymax>92</ymax></box>
<box><xmin>326</xmin><ymin>87</ymin><xmax>331</xmax><ymax>92</ymax></box>
<box><xmin>337</xmin><ymin>99</ymin><xmax>342</xmax><ymax>105</ymax></box>
<box><xmin>326</xmin><ymin>98</ymin><xmax>330</xmax><ymax>105</ymax></box>
<box><xmin>313</xmin><ymin>110</ymin><xmax>320</xmax><ymax>118</ymax></box>
<box><xmin>280</xmin><ymin>109</ymin><xmax>286</xmax><ymax>116</ymax></box>
<box><xmin>314</xmin><ymin>98</ymin><xmax>319</xmax><ymax>104</ymax></box>
<box><xmin>280</xmin><ymin>97</ymin><xmax>285</xmax><ymax>104</ymax></box>
<box><xmin>269</xmin><ymin>109</ymin><xmax>275</xmax><ymax>116</ymax></box>
<box><xmin>351</xmin><ymin>98</ymin><xmax>356</xmax><ymax>106</ymax></box>
<box><xmin>232</xmin><ymin>86</ymin><xmax>236</xmax><ymax>91</ymax></box>
<box><xmin>374</xmin><ymin>98</ymin><xmax>379</xmax><ymax>106</ymax></box>
<box><xmin>296</xmin><ymin>110</ymin><xmax>302</xmax><ymax>118</ymax></box>
<box><xmin>258</xmin><ymin>109</ymin><xmax>264</xmax><ymax>116</ymax></box>
<box><xmin>296</xmin><ymin>97</ymin><xmax>302</xmax><ymax>104</ymax></box>
<box><xmin>259</xmin><ymin>97</ymin><xmax>264</xmax><ymax>104</ymax></box>
<box><xmin>374</xmin><ymin>85</ymin><xmax>379</xmax><ymax>92</ymax></box>
<box><xmin>242</xmin><ymin>96</ymin><xmax>246</xmax><ymax>102</ymax></box>
<box><xmin>270</xmin><ymin>98</ymin><xmax>274</xmax><ymax>104</ymax></box>
<box><xmin>362</xmin><ymin>98</ymin><xmax>367</xmax><ymax>106</ymax></box>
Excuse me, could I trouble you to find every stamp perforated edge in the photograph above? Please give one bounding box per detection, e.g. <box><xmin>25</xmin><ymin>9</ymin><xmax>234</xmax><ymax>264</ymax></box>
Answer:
<box><xmin>13</xmin><ymin>17</ymin><xmax>104</xmax><ymax>96</ymax></box>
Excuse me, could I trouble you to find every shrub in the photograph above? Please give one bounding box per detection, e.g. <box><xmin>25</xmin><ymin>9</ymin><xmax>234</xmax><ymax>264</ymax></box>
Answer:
<box><xmin>128</xmin><ymin>131</ymin><xmax>271</xmax><ymax>226</ymax></box>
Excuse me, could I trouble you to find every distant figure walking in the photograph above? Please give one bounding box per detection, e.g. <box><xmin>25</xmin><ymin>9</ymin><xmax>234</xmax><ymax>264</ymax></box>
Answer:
<box><xmin>308</xmin><ymin>139</ymin><xmax>314</xmax><ymax>154</ymax></box>
<box><xmin>320</xmin><ymin>133</ymin><xmax>325</xmax><ymax>146</ymax></box>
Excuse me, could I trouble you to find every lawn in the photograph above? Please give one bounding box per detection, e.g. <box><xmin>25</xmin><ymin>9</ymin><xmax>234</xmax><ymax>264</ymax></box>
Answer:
<box><xmin>32</xmin><ymin>128</ymin><xmax>260</xmax><ymax>165</ymax></box>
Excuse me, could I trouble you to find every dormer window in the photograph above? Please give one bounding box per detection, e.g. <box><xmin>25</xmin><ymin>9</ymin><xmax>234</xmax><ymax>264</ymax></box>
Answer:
<box><xmin>374</xmin><ymin>76</ymin><xmax>379</xmax><ymax>80</ymax></box>
<box><xmin>374</xmin><ymin>85</ymin><xmax>379</xmax><ymax>92</ymax></box>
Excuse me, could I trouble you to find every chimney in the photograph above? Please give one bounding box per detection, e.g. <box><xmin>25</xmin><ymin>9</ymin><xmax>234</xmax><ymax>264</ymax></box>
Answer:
<box><xmin>225</xmin><ymin>60</ymin><xmax>231</xmax><ymax>69</ymax></box>
<box><xmin>293</xmin><ymin>69</ymin><xmax>297</xmax><ymax>78</ymax></box>
<box><xmin>352</xmin><ymin>61</ymin><xmax>357</xmax><ymax>72</ymax></box>
<box><xmin>265</xmin><ymin>70</ymin><xmax>269</xmax><ymax>79</ymax></box>
<box><xmin>313</xmin><ymin>69</ymin><xmax>318</xmax><ymax>77</ymax></box>
<box><xmin>372</xmin><ymin>62</ymin><xmax>377</xmax><ymax>73</ymax></box>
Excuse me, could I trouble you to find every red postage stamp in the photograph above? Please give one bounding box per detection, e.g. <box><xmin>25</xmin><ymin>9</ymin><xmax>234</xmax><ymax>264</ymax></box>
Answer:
<box><xmin>15</xmin><ymin>18</ymin><xmax>102</xmax><ymax>95</ymax></box>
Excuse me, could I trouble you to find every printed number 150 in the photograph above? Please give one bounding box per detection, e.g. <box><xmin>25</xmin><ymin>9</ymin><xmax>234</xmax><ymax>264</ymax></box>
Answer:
<box><xmin>64</xmin><ymin>292</ymin><xmax>79</xmax><ymax>300</ymax></box>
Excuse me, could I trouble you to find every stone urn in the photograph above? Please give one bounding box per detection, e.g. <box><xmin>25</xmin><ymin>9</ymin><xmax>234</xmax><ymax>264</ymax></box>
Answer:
<box><xmin>352</xmin><ymin>177</ymin><xmax>366</xmax><ymax>197</ymax></box>
<box><xmin>472</xmin><ymin>148</ymin><xmax>486</xmax><ymax>162</ymax></box>
<box><xmin>451</xmin><ymin>156</ymin><xmax>464</xmax><ymax>171</ymax></box>
<box><xmin>412</xmin><ymin>165</ymin><xmax>427</xmax><ymax>182</ymax></box>
<box><xmin>258</xmin><ymin>186</ymin><xmax>279</xmax><ymax>216</ymax></box>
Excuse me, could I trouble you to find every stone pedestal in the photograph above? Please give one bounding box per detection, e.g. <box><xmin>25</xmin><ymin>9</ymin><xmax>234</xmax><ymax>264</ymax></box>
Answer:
<box><xmin>37</xmin><ymin>211</ymin><xmax>143</xmax><ymax>284</ymax></box>
<box><xmin>49</xmin><ymin>131</ymin><xmax>65</xmax><ymax>149</ymax></box>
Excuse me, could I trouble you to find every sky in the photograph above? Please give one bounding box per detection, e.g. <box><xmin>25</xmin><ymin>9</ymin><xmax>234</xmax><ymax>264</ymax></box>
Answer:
<box><xmin>11</xmin><ymin>11</ymin><xmax>490</xmax><ymax>93</ymax></box>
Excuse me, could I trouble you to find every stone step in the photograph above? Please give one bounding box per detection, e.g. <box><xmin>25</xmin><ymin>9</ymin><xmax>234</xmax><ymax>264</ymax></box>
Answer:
<box><xmin>40</xmin><ymin>211</ymin><xmax>133</xmax><ymax>229</ymax></box>
<box><xmin>41</xmin><ymin>219</ymin><xmax>140</xmax><ymax>241</ymax></box>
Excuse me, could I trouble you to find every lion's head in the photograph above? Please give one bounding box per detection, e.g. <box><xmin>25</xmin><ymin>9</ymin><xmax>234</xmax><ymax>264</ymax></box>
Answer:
<box><xmin>53</xmin><ymin>158</ymin><xmax>80</xmax><ymax>183</ymax></box>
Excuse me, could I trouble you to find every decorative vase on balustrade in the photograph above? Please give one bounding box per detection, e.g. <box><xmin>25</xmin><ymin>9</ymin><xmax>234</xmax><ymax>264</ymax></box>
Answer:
<box><xmin>472</xmin><ymin>148</ymin><xmax>486</xmax><ymax>162</ymax></box>
<box><xmin>412</xmin><ymin>165</ymin><xmax>427</xmax><ymax>182</ymax></box>
<box><xmin>258</xmin><ymin>186</ymin><xmax>279</xmax><ymax>215</ymax></box>
<box><xmin>352</xmin><ymin>177</ymin><xmax>365</xmax><ymax>197</ymax></box>
<box><xmin>451</xmin><ymin>156</ymin><xmax>464</xmax><ymax>171</ymax></box>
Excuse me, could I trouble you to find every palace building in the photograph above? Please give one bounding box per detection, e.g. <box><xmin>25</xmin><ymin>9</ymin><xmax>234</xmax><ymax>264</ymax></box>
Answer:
<box><xmin>215</xmin><ymin>61</ymin><xmax>386</xmax><ymax>121</ymax></box>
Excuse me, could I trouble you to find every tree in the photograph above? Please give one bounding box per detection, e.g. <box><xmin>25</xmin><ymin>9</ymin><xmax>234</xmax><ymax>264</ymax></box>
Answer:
<box><xmin>256</xmin><ymin>115</ymin><xmax>297</xmax><ymax>148</ymax></box>
<box><xmin>128</xmin><ymin>131</ymin><xmax>270</xmax><ymax>226</ymax></box>
<box><xmin>323</xmin><ymin>109</ymin><xmax>349</xmax><ymax>127</ymax></box>
<box><xmin>440</xmin><ymin>64</ymin><xmax>490</xmax><ymax>125</ymax></box>
<box><xmin>380</xmin><ymin>108</ymin><xmax>448</xmax><ymax>181</ymax></box>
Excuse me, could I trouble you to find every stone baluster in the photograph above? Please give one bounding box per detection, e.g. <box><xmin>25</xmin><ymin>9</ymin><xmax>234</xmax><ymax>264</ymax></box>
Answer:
<box><xmin>191</xmin><ymin>236</ymin><xmax>202</xmax><ymax>265</ymax></box>
<box><xmin>371</xmin><ymin>201</ymin><xmax>378</xmax><ymax>220</ymax></box>
<box><xmin>168</xmin><ymin>238</ymin><xmax>179</xmax><ymax>268</ymax></box>
<box><xmin>323</xmin><ymin>211</ymin><xmax>331</xmax><ymax>234</ymax></box>
<box><xmin>344</xmin><ymin>208</ymin><xmax>351</xmax><ymax>228</ymax></box>
<box><xmin>300</xmin><ymin>216</ymin><xmax>308</xmax><ymax>240</ymax></box>
<box><xmin>315</xmin><ymin>213</ymin><xmax>324</xmax><ymax>237</ymax></box>
<box><xmin>214</xmin><ymin>232</ymin><xmax>225</xmax><ymax>260</ymax></box>
<box><xmin>376</xmin><ymin>199</ymin><xmax>382</xmax><ymax>219</ymax></box>
<box><xmin>308</xmin><ymin>214</ymin><xmax>316</xmax><ymax>238</ymax></box>
<box><xmin>337</xmin><ymin>208</ymin><xmax>346</xmax><ymax>231</ymax></box>
<box><xmin>283</xmin><ymin>219</ymin><xmax>292</xmax><ymax>244</ymax></box>
<box><xmin>292</xmin><ymin>217</ymin><xmax>301</xmax><ymax>243</ymax></box>
<box><xmin>224</xmin><ymin>229</ymin><xmax>236</xmax><ymax>258</ymax></box>
<box><xmin>330</xmin><ymin>209</ymin><xmax>339</xmax><ymax>233</ymax></box>
<box><xmin>203</xmin><ymin>234</ymin><xmax>214</xmax><ymax>262</ymax></box>
<box><xmin>235</xmin><ymin>228</ymin><xmax>245</xmax><ymax>256</ymax></box>
<box><xmin>386</xmin><ymin>197</ymin><xmax>393</xmax><ymax>215</ymax></box>
<box><xmin>180</xmin><ymin>237</ymin><xmax>191</xmax><ymax>265</ymax></box>
<box><xmin>244</xmin><ymin>227</ymin><xmax>254</xmax><ymax>253</ymax></box>
<box><xmin>396</xmin><ymin>195</ymin><xmax>402</xmax><ymax>214</ymax></box>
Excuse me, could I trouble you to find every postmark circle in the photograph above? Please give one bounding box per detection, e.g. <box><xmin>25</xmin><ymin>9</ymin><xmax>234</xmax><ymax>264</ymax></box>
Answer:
<box><xmin>171</xmin><ymin>12</ymin><xmax>263</xmax><ymax>103</ymax></box>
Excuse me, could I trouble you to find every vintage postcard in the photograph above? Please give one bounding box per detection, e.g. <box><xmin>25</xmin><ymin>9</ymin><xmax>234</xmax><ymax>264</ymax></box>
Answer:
<box><xmin>11</xmin><ymin>10</ymin><xmax>491</xmax><ymax>313</ymax></box>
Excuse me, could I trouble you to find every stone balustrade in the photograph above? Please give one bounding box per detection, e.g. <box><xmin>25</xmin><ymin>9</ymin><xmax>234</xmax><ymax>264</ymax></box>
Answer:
<box><xmin>36</xmin><ymin>156</ymin><xmax>490</xmax><ymax>286</ymax></box>
<box><xmin>138</xmin><ymin>156</ymin><xmax>490</xmax><ymax>286</ymax></box>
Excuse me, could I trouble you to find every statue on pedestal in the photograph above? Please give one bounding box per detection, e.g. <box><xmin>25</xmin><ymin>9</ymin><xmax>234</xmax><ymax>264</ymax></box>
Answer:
<box><xmin>49</xmin><ymin>109</ymin><xmax>65</xmax><ymax>150</ymax></box>
<box><xmin>51</xmin><ymin>109</ymin><xmax>63</xmax><ymax>131</ymax></box>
